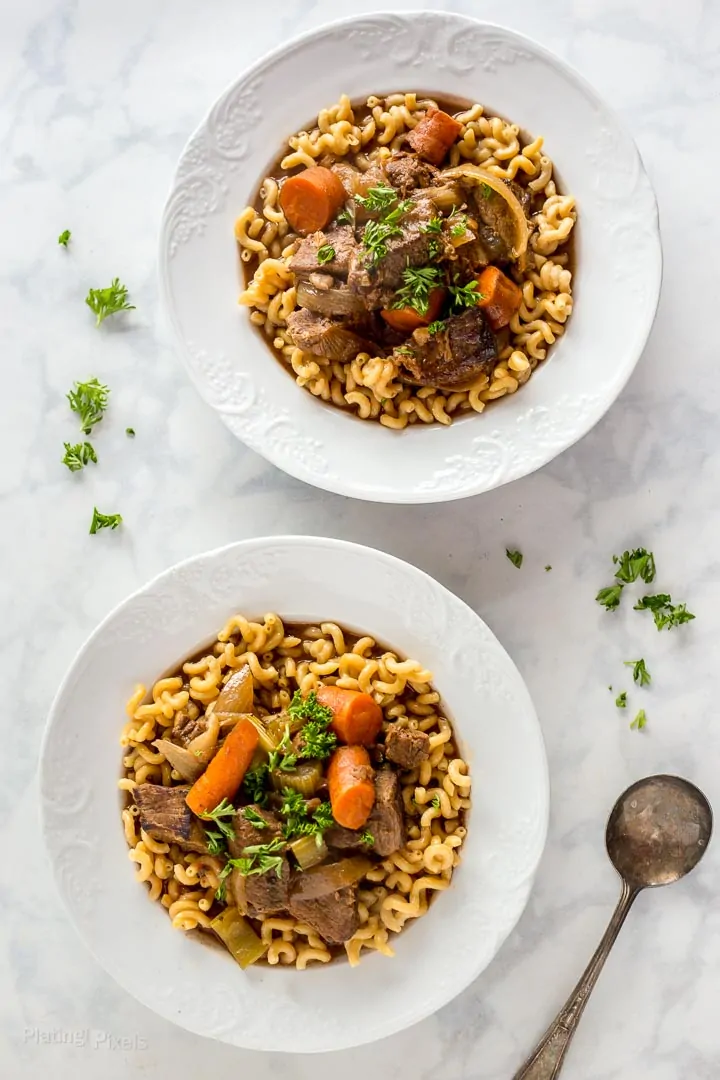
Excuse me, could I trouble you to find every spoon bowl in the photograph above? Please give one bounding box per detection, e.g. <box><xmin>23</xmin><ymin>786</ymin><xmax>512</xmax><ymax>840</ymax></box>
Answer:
<box><xmin>606</xmin><ymin>774</ymin><xmax>713</xmax><ymax>889</ymax></box>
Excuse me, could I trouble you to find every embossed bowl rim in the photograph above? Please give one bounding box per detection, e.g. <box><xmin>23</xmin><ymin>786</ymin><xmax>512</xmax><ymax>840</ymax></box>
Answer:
<box><xmin>40</xmin><ymin>536</ymin><xmax>549</xmax><ymax>1051</ymax></box>
<box><xmin>158</xmin><ymin>10</ymin><xmax>662</xmax><ymax>504</ymax></box>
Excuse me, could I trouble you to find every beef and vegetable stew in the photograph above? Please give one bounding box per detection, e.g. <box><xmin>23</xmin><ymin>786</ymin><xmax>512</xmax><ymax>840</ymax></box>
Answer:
<box><xmin>236</xmin><ymin>92</ymin><xmax>576</xmax><ymax>428</ymax></box>
<box><xmin>120</xmin><ymin>614</ymin><xmax>471</xmax><ymax>969</ymax></box>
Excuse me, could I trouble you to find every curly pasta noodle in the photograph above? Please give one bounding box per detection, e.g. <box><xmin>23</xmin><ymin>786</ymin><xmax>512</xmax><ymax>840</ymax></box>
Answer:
<box><xmin>236</xmin><ymin>93</ymin><xmax>575</xmax><ymax>426</ymax></box>
<box><xmin>120</xmin><ymin>613</ymin><xmax>471</xmax><ymax>968</ymax></box>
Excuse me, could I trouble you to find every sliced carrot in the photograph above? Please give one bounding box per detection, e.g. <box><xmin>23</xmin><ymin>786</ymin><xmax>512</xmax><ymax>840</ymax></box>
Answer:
<box><xmin>279</xmin><ymin>166</ymin><xmax>347</xmax><ymax>235</ymax></box>
<box><xmin>407</xmin><ymin>108</ymin><xmax>463</xmax><ymax>165</ymax></box>
<box><xmin>185</xmin><ymin>717</ymin><xmax>258</xmax><ymax>817</ymax></box>
<box><xmin>476</xmin><ymin>266</ymin><xmax>522</xmax><ymax>330</ymax></box>
<box><xmin>327</xmin><ymin>746</ymin><xmax>375</xmax><ymax>830</ymax></box>
<box><xmin>380</xmin><ymin>287</ymin><xmax>445</xmax><ymax>333</ymax></box>
<box><xmin>316</xmin><ymin>685</ymin><xmax>383</xmax><ymax>746</ymax></box>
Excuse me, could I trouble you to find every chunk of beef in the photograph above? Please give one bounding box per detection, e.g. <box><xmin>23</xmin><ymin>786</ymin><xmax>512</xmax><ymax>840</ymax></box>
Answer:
<box><xmin>227</xmin><ymin>806</ymin><xmax>283</xmax><ymax>854</ymax></box>
<box><xmin>505</xmin><ymin>178</ymin><xmax>533</xmax><ymax>217</ymax></box>
<box><xmin>289</xmin><ymin>226</ymin><xmax>357</xmax><ymax>281</ymax></box>
<box><xmin>399</xmin><ymin>307</ymin><xmax>498</xmax><ymax>391</ymax></box>
<box><xmin>452</xmin><ymin>238</ymin><xmax>490</xmax><ymax>279</ymax></box>
<box><xmin>171</xmin><ymin>706</ymin><xmax>206</xmax><ymax>747</ymax></box>
<box><xmin>326</xmin><ymin>769</ymin><xmax>404</xmax><ymax>858</ymax></box>
<box><xmin>132</xmin><ymin>784</ymin><xmax>208</xmax><ymax>853</ymax></box>
<box><xmin>288</xmin><ymin>884</ymin><xmax>359</xmax><ymax>945</ymax></box>
<box><xmin>229</xmin><ymin>862</ymin><xmax>291</xmax><ymax>918</ymax></box>
<box><xmin>384</xmin><ymin>726</ymin><xmax>431</xmax><ymax>769</ymax></box>
<box><xmin>470</xmin><ymin>186</ymin><xmax>520</xmax><ymax>263</ymax></box>
<box><xmin>348</xmin><ymin>199</ymin><xmax>436</xmax><ymax>309</ymax></box>
<box><xmin>385</xmin><ymin>152</ymin><xmax>439</xmax><ymax>195</ymax></box>
<box><xmin>368</xmin><ymin>769</ymin><xmax>405</xmax><ymax>856</ymax></box>
<box><xmin>227</xmin><ymin>806</ymin><xmax>290</xmax><ymax>917</ymax></box>
<box><xmin>287</xmin><ymin>308</ymin><xmax>375</xmax><ymax>361</ymax></box>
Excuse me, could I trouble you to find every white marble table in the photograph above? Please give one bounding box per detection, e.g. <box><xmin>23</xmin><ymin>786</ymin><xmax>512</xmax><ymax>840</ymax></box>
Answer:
<box><xmin>3</xmin><ymin>0</ymin><xmax>719</xmax><ymax>1076</ymax></box>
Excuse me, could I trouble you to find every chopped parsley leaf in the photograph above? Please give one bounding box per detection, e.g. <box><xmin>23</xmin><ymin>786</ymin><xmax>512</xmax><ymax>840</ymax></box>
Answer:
<box><xmin>634</xmin><ymin>595</ymin><xmax>695</xmax><ymax>631</ymax></box>
<box><xmin>85</xmin><ymin>278</ymin><xmax>134</xmax><ymax>326</ymax></box>
<box><xmin>596</xmin><ymin>584</ymin><xmax>624</xmax><ymax>611</ymax></box>
<box><xmin>355</xmin><ymin>184</ymin><xmax>399</xmax><ymax>213</ymax></box>
<box><xmin>630</xmin><ymin>709</ymin><xmax>647</xmax><ymax>731</ymax></box>
<box><xmin>449</xmin><ymin>276</ymin><xmax>481</xmax><ymax>309</ymax></box>
<box><xmin>391</xmin><ymin>265</ymin><xmax>442</xmax><ymax>316</ymax></box>
<box><xmin>89</xmin><ymin>508</ymin><xmax>122</xmax><ymax>534</ymax></box>
<box><xmin>615</xmin><ymin>691</ymin><xmax>627</xmax><ymax>709</ymax></box>
<box><xmin>61</xmin><ymin>441</ymin><xmax>97</xmax><ymax>472</ymax></box>
<box><xmin>58</xmin><ymin>229</ymin><xmax>71</xmax><ymax>247</ymax></box>
<box><xmin>316</xmin><ymin>244</ymin><xmax>335</xmax><ymax>265</ymax></box>
<box><xmin>613</xmin><ymin>548</ymin><xmax>656</xmax><ymax>585</ymax></box>
<box><xmin>242</xmin><ymin>806</ymin><xmax>269</xmax><ymax>830</ymax></box>
<box><xmin>506</xmin><ymin>549</ymin><xmax>523</xmax><ymax>569</ymax></box>
<box><xmin>67</xmin><ymin>377</ymin><xmax>110</xmax><ymax>434</ymax></box>
<box><xmin>624</xmin><ymin>658</ymin><xmax>651</xmax><ymax>686</ymax></box>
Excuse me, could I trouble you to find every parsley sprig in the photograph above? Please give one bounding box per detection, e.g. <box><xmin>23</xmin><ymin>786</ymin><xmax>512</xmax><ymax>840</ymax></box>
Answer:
<box><xmin>288</xmin><ymin>690</ymin><xmax>338</xmax><ymax>760</ymax></box>
<box><xmin>355</xmin><ymin>184</ymin><xmax>399</xmax><ymax>213</ymax></box>
<box><xmin>316</xmin><ymin>244</ymin><xmax>335</xmax><ymax>265</ymax></box>
<box><xmin>267</xmin><ymin>725</ymin><xmax>298</xmax><ymax>772</ymax></box>
<box><xmin>85</xmin><ymin>278</ymin><xmax>135</xmax><ymax>326</ymax></box>
<box><xmin>243</xmin><ymin>763</ymin><xmax>269</xmax><ymax>805</ymax></box>
<box><xmin>67</xmin><ymin>378</ymin><xmax>110</xmax><ymax>434</ymax></box>
<box><xmin>630</xmin><ymin>709</ymin><xmax>647</xmax><ymax>731</ymax></box>
<box><xmin>358</xmin><ymin>186</ymin><xmax>413</xmax><ymax>266</ymax></box>
<box><xmin>89</xmin><ymin>508</ymin><xmax>122</xmax><ymax>534</ymax></box>
<box><xmin>62</xmin><ymin>441</ymin><xmax>97</xmax><ymax>472</ymax></box>
<box><xmin>427</xmin><ymin>320</ymin><xmax>446</xmax><ymax>335</ymax></box>
<box><xmin>280</xmin><ymin>789</ymin><xmax>334</xmax><ymax>844</ymax></box>
<box><xmin>242</xmin><ymin>806</ymin><xmax>269</xmax><ymax>830</ymax></box>
<box><xmin>634</xmin><ymin>596</ymin><xmax>695</xmax><ymax>631</ymax></box>
<box><xmin>449</xmin><ymin>276</ymin><xmax>482</xmax><ymax>309</ymax></box>
<box><xmin>391</xmin><ymin>265</ymin><xmax>443</xmax><ymax>316</ymax></box>
<box><xmin>614</xmin><ymin>549</ymin><xmax>656</xmax><ymax>585</ymax></box>
<box><xmin>200</xmin><ymin>798</ymin><xmax>236</xmax><ymax>855</ymax></box>
<box><xmin>216</xmin><ymin>838</ymin><xmax>286</xmax><ymax>898</ymax></box>
<box><xmin>596</xmin><ymin>584</ymin><xmax>624</xmax><ymax>611</ymax></box>
<box><xmin>625</xmin><ymin>658</ymin><xmax>651</xmax><ymax>686</ymax></box>
<box><xmin>362</xmin><ymin>219</ymin><xmax>403</xmax><ymax>267</ymax></box>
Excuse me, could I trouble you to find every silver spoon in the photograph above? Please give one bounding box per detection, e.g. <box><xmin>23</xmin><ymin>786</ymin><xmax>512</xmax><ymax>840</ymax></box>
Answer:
<box><xmin>514</xmin><ymin>774</ymin><xmax>712</xmax><ymax>1080</ymax></box>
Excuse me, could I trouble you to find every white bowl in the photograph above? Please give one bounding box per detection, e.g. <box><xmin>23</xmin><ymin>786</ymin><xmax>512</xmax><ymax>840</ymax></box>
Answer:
<box><xmin>40</xmin><ymin>537</ymin><xmax>548</xmax><ymax>1052</ymax></box>
<box><xmin>158</xmin><ymin>11</ymin><xmax>661</xmax><ymax>504</ymax></box>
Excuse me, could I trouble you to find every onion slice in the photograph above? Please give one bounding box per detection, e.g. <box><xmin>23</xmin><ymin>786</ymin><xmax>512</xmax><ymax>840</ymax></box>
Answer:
<box><xmin>152</xmin><ymin>739</ymin><xmax>206</xmax><ymax>784</ymax></box>
<box><xmin>441</xmin><ymin>164</ymin><xmax>529</xmax><ymax>261</ymax></box>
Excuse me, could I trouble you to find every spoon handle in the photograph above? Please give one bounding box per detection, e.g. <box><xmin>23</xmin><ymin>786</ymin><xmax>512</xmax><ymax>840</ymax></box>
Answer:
<box><xmin>513</xmin><ymin>881</ymin><xmax>638</xmax><ymax>1080</ymax></box>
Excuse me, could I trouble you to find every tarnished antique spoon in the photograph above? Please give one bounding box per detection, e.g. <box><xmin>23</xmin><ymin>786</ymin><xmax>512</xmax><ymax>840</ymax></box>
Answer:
<box><xmin>514</xmin><ymin>774</ymin><xmax>712</xmax><ymax>1080</ymax></box>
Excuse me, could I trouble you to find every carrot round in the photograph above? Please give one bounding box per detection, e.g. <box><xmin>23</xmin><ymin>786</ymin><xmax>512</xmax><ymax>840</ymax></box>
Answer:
<box><xmin>185</xmin><ymin>717</ymin><xmax>258</xmax><ymax>817</ymax></box>
<box><xmin>317</xmin><ymin>685</ymin><xmax>383</xmax><ymax>746</ymax></box>
<box><xmin>476</xmin><ymin>266</ymin><xmax>522</xmax><ymax>330</ymax></box>
<box><xmin>279</xmin><ymin>166</ymin><xmax>346</xmax><ymax>235</ymax></box>
<box><xmin>380</xmin><ymin>287</ymin><xmax>445</xmax><ymax>334</ymax></box>
<box><xmin>327</xmin><ymin>746</ymin><xmax>375</xmax><ymax>829</ymax></box>
<box><xmin>407</xmin><ymin>108</ymin><xmax>463</xmax><ymax>165</ymax></box>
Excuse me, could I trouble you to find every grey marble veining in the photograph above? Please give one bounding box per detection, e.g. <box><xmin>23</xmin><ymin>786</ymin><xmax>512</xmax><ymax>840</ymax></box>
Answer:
<box><xmin>2</xmin><ymin>0</ymin><xmax>719</xmax><ymax>1076</ymax></box>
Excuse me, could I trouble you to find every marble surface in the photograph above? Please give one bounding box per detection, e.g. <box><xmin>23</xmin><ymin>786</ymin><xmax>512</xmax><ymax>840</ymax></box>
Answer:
<box><xmin>2</xmin><ymin>0</ymin><xmax>719</xmax><ymax>1076</ymax></box>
